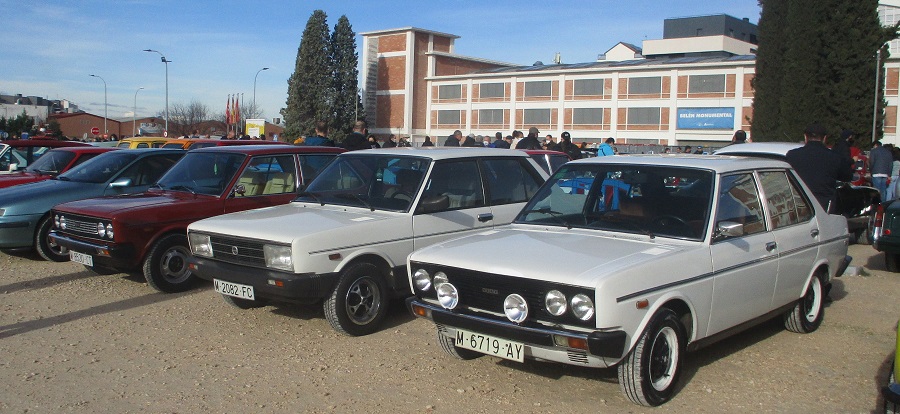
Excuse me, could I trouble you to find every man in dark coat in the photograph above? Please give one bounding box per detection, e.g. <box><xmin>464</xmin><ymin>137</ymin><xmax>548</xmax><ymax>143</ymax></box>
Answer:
<box><xmin>786</xmin><ymin>123</ymin><xmax>853</xmax><ymax>211</ymax></box>
<box><xmin>558</xmin><ymin>131</ymin><xmax>581</xmax><ymax>160</ymax></box>
<box><xmin>341</xmin><ymin>120</ymin><xmax>370</xmax><ymax>151</ymax></box>
<box><xmin>444</xmin><ymin>130</ymin><xmax>462</xmax><ymax>147</ymax></box>
<box><xmin>461</xmin><ymin>134</ymin><xmax>477</xmax><ymax>147</ymax></box>
<box><xmin>492</xmin><ymin>132</ymin><xmax>508</xmax><ymax>149</ymax></box>
<box><xmin>515</xmin><ymin>127</ymin><xmax>542</xmax><ymax>150</ymax></box>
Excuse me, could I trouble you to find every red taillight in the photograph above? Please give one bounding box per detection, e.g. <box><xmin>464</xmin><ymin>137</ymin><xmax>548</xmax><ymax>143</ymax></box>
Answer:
<box><xmin>875</xmin><ymin>204</ymin><xmax>885</xmax><ymax>228</ymax></box>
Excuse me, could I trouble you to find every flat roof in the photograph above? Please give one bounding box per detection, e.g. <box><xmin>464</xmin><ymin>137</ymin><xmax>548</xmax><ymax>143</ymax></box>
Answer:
<box><xmin>360</xmin><ymin>27</ymin><xmax>459</xmax><ymax>39</ymax></box>
<box><xmin>337</xmin><ymin>147</ymin><xmax>533</xmax><ymax>160</ymax></box>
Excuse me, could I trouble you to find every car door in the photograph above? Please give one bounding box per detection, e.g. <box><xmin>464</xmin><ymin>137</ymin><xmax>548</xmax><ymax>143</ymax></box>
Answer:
<box><xmin>103</xmin><ymin>153</ymin><xmax>183</xmax><ymax>195</ymax></box>
<box><xmin>706</xmin><ymin>172</ymin><xmax>778</xmax><ymax>336</ymax></box>
<box><xmin>225</xmin><ymin>154</ymin><xmax>299</xmax><ymax>214</ymax></box>
<box><xmin>412</xmin><ymin>159</ymin><xmax>493</xmax><ymax>250</ymax></box>
<box><xmin>481</xmin><ymin>157</ymin><xmax>544</xmax><ymax>225</ymax></box>
<box><xmin>758</xmin><ymin>170</ymin><xmax>820</xmax><ymax>308</ymax></box>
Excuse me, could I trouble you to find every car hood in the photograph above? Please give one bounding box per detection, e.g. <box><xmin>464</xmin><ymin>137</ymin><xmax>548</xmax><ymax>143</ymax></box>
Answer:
<box><xmin>410</xmin><ymin>225</ymin><xmax>703</xmax><ymax>288</ymax></box>
<box><xmin>189</xmin><ymin>202</ymin><xmax>408</xmax><ymax>246</ymax></box>
<box><xmin>0</xmin><ymin>172</ymin><xmax>45</xmax><ymax>189</ymax></box>
<box><xmin>0</xmin><ymin>179</ymin><xmax>106</xmax><ymax>216</ymax></box>
<box><xmin>53</xmin><ymin>191</ymin><xmax>218</xmax><ymax>221</ymax></box>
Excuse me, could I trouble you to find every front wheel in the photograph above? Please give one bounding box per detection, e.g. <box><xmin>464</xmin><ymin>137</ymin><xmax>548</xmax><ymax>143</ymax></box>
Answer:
<box><xmin>35</xmin><ymin>216</ymin><xmax>69</xmax><ymax>262</ymax></box>
<box><xmin>436</xmin><ymin>329</ymin><xmax>482</xmax><ymax>360</ymax></box>
<box><xmin>143</xmin><ymin>234</ymin><xmax>198</xmax><ymax>293</ymax></box>
<box><xmin>323</xmin><ymin>262</ymin><xmax>388</xmax><ymax>336</ymax></box>
<box><xmin>618</xmin><ymin>308</ymin><xmax>685</xmax><ymax>407</ymax></box>
<box><xmin>783</xmin><ymin>275</ymin><xmax>825</xmax><ymax>333</ymax></box>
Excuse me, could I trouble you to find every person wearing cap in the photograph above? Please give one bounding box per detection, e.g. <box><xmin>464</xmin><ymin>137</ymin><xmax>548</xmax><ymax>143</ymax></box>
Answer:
<box><xmin>786</xmin><ymin>123</ymin><xmax>853</xmax><ymax>210</ymax></box>
<box><xmin>558</xmin><ymin>131</ymin><xmax>581</xmax><ymax>160</ymax></box>
<box><xmin>515</xmin><ymin>127</ymin><xmax>543</xmax><ymax>150</ymax></box>
<box><xmin>444</xmin><ymin>130</ymin><xmax>463</xmax><ymax>147</ymax></box>
<box><xmin>694</xmin><ymin>146</ymin><xmax>704</xmax><ymax>154</ymax></box>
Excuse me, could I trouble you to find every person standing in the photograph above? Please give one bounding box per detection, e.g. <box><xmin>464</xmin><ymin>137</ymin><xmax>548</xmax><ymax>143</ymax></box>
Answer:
<box><xmin>888</xmin><ymin>146</ymin><xmax>900</xmax><ymax>201</ymax></box>
<box><xmin>397</xmin><ymin>136</ymin><xmax>412</xmax><ymax>147</ymax></box>
<box><xmin>515</xmin><ymin>127</ymin><xmax>542</xmax><ymax>150</ymax></box>
<box><xmin>785</xmin><ymin>124</ymin><xmax>853</xmax><ymax>211</ymax></box>
<box><xmin>303</xmin><ymin>120</ymin><xmax>335</xmax><ymax>146</ymax></box>
<box><xmin>492</xmin><ymin>132</ymin><xmax>507</xmax><ymax>149</ymax></box>
<box><xmin>558</xmin><ymin>132</ymin><xmax>581</xmax><ymax>160</ymax></box>
<box><xmin>731</xmin><ymin>130</ymin><xmax>747</xmax><ymax>144</ymax></box>
<box><xmin>870</xmin><ymin>140</ymin><xmax>893</xmax><ymax>198</ymax></box>
<box><xmin>461</xmin><ymin>134</ymin><xmax>477</xmax><ymax>147</ymax></box>
<box><xmin>381</xmin><ymin>134</ymin><xmax>397</xmax><ymax>148</ymax></box>
<box><xmin>341</xmin><ymin>120</ymin><xmax>370</xmax><ymax>151</ymax></box>
<box><xmin>597</xmin><ymin>137</ymin><xmax>615</xmax><ymax>156</ymax></box>
<box><xmin>545</xmin><ymin>134</ymin><xmax>561</xmax><ymax>151</ymax></box>
<box><xmin>831</xmin><ymin>129</ymin><xmax>857</xmax><ymax>177</ymax></box>
<box><xmin>444</xmin><ymin>130</ymin><xmax>462</xmax><ymax>147</ymax></box>
<box><xmin>422</xmin><ymin>136</ymin><xmax>435</xmax><ymax>147</ymax></box>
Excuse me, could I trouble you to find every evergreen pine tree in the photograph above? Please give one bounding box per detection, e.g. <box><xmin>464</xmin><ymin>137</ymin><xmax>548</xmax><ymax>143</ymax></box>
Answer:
<box><xmin>282</xmin><ymin>10</ymin><xmax>332</xmax><ymax>141</ymax></box>
<box><xmin>329</xmin><ymin>15</ymin><xmax>362</xmax><ymax>143</ymax></box>
<box><xmin>750</xmin><ymin>0</ymin><xmax>787</xmax><ymax>141</ymax></box>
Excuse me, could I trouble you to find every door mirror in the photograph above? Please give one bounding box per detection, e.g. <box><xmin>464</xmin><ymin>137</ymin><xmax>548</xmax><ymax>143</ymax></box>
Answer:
<box><xmin>416</xmin><ymin>195</ymin><xmax>450</xmax><ymax>214</ymax></box>
<box><xmin>8</xmin><ymin>163</ymin><xmax>17</xmax><ymax>172</ymax></box>
<box><xmin>233</xmin><ymin>184</ymin><xmax>246</xmax><ymax>197</ymax></box>
<box><xmin>109</xmin><ymin>177</ymin><xmax>132</xmax><ymax>188</ymax></box>
<box><xmin>713</xmin><ymin>221</ymin><xmax>743</xmax><ymax>241</ymax></box>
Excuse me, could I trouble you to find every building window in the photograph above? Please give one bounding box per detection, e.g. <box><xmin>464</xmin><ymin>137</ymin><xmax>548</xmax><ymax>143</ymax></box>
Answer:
<box><xmin>437</xmin><ymin>110</ymin><xmax>460</xmax><ymax>124</ymax></box>
<box><xmin>572</xmin><ymin>108</ymin><xmax>603</xmax><ymax>124</ymax></box>
<box><xmin>523</xmin><ymin>109</ymin><xmax>552</xmax><ymax>124</ymax></box>
<box><xmin>573</xmin><ymin>79</ymin><xmax>603</xmax><ymax>96</ymax></box>
<box><xmin>628</xmin><ymin>77</ymin><xmax>662</xmax><ymax>94</ymax></box>
<box><xmin>627</xmin><ymin>107</ymin><xmax>661</xmax><ymax>125</ymax></box>
<box><xmin>438</xmin><ymin>85</ymin><xmax>462</xmax><ymax>100</ymax></box>
<box><xmin>478</xmin><ymin>109</ymin><xmax>503</xmax><ymax>124</ymax></box>
<box><xmin>479</xmin><ymin>83</ymin><xmax>505</xmax><ymax>98</ymax></box>
<box><xmin>523</xmin><ymin>81</ymin><xmax>552</xmax><ymax>97</ymax></box>
<box><xmin>689</xmin><ymin>74</ymin><xmax>726</xmax><ymax>94</ymax></box>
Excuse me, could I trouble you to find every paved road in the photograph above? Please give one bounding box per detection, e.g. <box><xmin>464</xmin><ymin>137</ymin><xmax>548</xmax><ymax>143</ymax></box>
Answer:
<box><xmin>0</xmin><ymin>243</ymin><xmax>896</xmax><ymax>413</ymax></box>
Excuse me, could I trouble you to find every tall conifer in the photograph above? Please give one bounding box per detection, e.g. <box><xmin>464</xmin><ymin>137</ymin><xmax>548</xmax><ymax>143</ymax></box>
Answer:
<box><xmin>282</xmin><ymin>10</ymin><xmax>332</xmax><ymax>140</ymax></box>
<box><xmin>750</xmin><ymin>0</ymin><xmax>787</xmax><ymax>141</ymax></box>
<box><xmin>329</xmin><ymin>15</ymin><xmax>363</xmax><ymax>143</ymax></box>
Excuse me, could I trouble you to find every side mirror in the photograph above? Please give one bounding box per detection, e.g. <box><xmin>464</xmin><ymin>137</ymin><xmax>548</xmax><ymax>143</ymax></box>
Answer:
<box><xmin>232</xmin><ymin>184</ymin><xmax>246</xmax><ymax>197</ymax></box>
<box><xmin>109</xmin><ymin>177</ymin><xmax>132</xmax><ymax>188</ymax></box>
<box><xmin>713</xmin><ymin>220</ymin><xmax>743</xmax><ymax>241</ymax></box>
<box><xmin>416</xmin><ymin>195</ymin><xmax>450</xmax><ymax>214</ymax></box>
<box><xmin>8</xmin><ymin>163</ymin><xmax>18</xmax><ymax>172</ymax></box>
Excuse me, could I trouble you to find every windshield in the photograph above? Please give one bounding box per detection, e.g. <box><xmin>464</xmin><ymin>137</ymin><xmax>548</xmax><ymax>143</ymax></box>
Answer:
<box><xmin>161</xmin><ymin>143</ymin><xmax>184</xmax><ymax>149</ymax></box>
<box><xmin>155</xmin><ymin>152</ymin><xmax>245</xmax><ymax>195</ymax></box>
<box><xmin>517</xmin><ymin>164</ymin><xmax>714</xmax><ymax>240</ymax></box>
<box><xmin>25</xmin><ymin>150</ymin><xmax>76</xmax><ymax>174</ymax></box>
<box><xmin>58</xmin><ymin>152</ymin><xmax>140</xmax><ymax>183</ymax></box>
<box><xmin>298</xmin><ymin>155</ymin><xmax>430</xmax><ymax>212</ymax></box>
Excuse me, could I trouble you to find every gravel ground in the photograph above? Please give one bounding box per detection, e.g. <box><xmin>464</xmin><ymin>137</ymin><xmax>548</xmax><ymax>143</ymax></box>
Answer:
<box><xmin>0</xmin><ymin>243</ymin><xmax>897</xmax><ymax>413</ymax></box>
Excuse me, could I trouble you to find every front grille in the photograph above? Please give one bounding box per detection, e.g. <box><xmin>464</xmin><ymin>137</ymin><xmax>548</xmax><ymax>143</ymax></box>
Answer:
<box><xmin>210</xmin><ymin>235</ymin><xmax>266</xmax><ymax>267</ymax></box>
<box><xmin>58</xmin><ymin>213</ymin><xmax>103</xmax><ymax>240</ymax></box>
<box><xmin>567</xmin><ymin>350</ymin><xmax>589</xmax><ymax>364</ymax></box>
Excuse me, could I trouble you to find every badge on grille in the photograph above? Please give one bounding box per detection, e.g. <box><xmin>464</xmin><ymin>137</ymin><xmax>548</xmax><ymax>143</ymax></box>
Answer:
<box><xmin>232</xmin><ymin>246</ymin><xmax>239</xmax><ymax>255</ymax></box>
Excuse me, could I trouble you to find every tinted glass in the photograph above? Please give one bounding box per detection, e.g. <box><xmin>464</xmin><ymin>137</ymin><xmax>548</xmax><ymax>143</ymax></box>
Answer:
<box><xmin>59</xmin><ymin>152</ymin><xmax>140</xmax><ymax>183</ymax></box>
<box><xmin>716</xmin><ymin>173</ymin><xmax>765</xmax><ymax>235</ymax></box>
<box><xmin>118</xmin><ymin>153</ymin><xmax>183</xmax><ymax>187</ymax></box>
<box><xmin>420</xmin><ymin>160</ymin><xmax>484</xmax><ymax>211</ymax></box>
<box><xmin>479</xmin><ymin>83</ymin><xmax>505</xmax><ymax>98</ymax></box>
<box><xmin>689</xmin><ymin>74</ymin><xmax>726</xmax><ymax>93</ymax></box>
<box><xmin>438</xmin><ymin>85</ymin><xmax>462</xmax><ymax>99</ymax></box>
<box><xmin>25</xmin><ymin>150</ymin><xmax>76</xmax><ymax>174</ymax></box>
<box><xmin>298</xmin><ymin>154</ymin><xmax>338</xmax><ymax>184</ymax></box>
<box><xmin>524</xmin><ymin>81</ymin><xmax>552</xmax><ymax>97</ymax></box>
<box><xmin>573</xmin><ymin>79</ymin><xmax>603</xmax><ymax>96</ymax></box>
<box><xmin>156</xmin><ymin>152</ymin><xmax>245</xmax><ymax>195</ymax></box>
<box><xmin>628</xmin><ymin>77</ymin><xmax>662</xmax><ymax>94</ymax></box>
<box><xmin>483</xmin><ymin>158</ymin><xmax>541</xmax><ymax>205</ymax></box>
<box><xmin>759</xmin><ymin>171</ymin><xmax>813</xmax><ymax>228</ymax></box>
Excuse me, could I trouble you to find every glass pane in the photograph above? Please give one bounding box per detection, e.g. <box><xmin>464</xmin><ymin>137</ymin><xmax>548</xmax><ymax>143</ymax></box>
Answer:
<box><xmin>573</xmin><ymin>108</ymin><xmax>603</xmax><ymax>124</ymax></box>
<box><xmin>523</xmin><ymin>109</ymin><xmax>552</xmax><ymax>124</ymax></box>
<box><xmin>573</xmin><ymin>79</ymin><xmax>603</xmax><ymax>96</ymax></box>
<box><xmin>479</xmin><ymin>83</ymin><xmax>505</xmax><ymax>98</ymax></box>
<box><xmin>478</xmin><ymin>109</ymin><xmax>503</xmax><ymax>124</ymax></box>
<box><xmin>421</xmin><ymin>160</ymin><xmax>484</xmax><ymax>210</ymax></box>
<box><xmin>628</xmin><ymin>77</ymin><xmax>662</xmax><ymax>94</ymax></box>
<box><xmin>483</xmin><ymin>159</ymin><xmax>542</xmax><ymax>205</ymax></box>
<box><xmin>627</xmin><ymin>108</ymin><xmax>661</xmax><ymax>125</ymax></box>
<box><xmin>716</xmin><ymin>173</ymin><xmax>765</xmax><ymax>235</ymax></box>
<box><xmin>759</xmin><ymin>171</ymin><xmax>798</xmax><ymax>228</ymax></box>
<box><xmin>438</xmin><ymin>85</ymin><xmax>461</xmax><ymax>99</ymax></box>
<box><xmin>688</xmin><ymin>74</ymin><xmax>726</xmax><ymax>93</ymax></box>
<box><xmin>524</xmin><ymin>81</ymin><xmax>552</xmax><ymax>97</ymax></box>
<box><xmin>437</xmin><ymin>110</ymin><xmax>460</xmax><ymax>124</ymax></box>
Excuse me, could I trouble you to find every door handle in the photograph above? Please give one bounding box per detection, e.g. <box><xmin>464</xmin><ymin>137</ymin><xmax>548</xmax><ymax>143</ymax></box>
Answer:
<box><xmin>477</xmin><ymin>213</ymin><xmax>494</xmax><ymax>222</ymax></box>
<box><xmin>810</xmin><ymin>229</ymin><xmax>819</xmax><ymax>237</ymax></box>
<box><xmin>766</xmin><ymin>242</ymin><xmax>777</xmax><ymax>252</ymax></box>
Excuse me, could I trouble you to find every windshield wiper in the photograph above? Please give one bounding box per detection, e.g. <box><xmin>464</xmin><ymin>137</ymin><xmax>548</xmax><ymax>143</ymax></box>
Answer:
<box><xmin>169</xmin><ymin>185</ymin><xmax>196</xmax><ymax>195</ymax></box>
<box><xmin>522</xmin><ymin>207</ymin><xmax>572</xmax><ymax>229</ymax></box>
<box><xmin>334</xmin><ymin>193</ymin><xmax>374</xmax><ymax>211</ymax></box>
<box><xmin>149</xmin><ymin>183</ymin><xmax>164</xmax><ymax>190</ymax></box>
<box><xmin>297</xmin><ymin>191</ymin><xmax>325</xmax><ymax>206</ymax></box>
<box><xmin>56</xmin><ymin>176</ymin><xmax>70</xmax><ymax>181</ymax></box>
<box><xmin>590</xmin><ymin>215</ymin><xmax>655</xmax><ymax>239</ymax></box>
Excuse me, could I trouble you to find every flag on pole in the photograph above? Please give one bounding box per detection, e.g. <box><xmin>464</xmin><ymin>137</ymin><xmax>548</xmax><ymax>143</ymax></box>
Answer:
<box><xmin>226</xmin><ymin>95</ymin><xmax>231</xmax><ymax>125</ymax></box>
<box><xmin>234</xmin><ymin>94</ymin><xmax>241</xmax><ymax>127</ymax></box>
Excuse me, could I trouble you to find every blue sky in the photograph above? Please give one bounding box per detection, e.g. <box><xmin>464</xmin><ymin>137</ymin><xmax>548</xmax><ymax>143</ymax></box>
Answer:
<box><xmin>0</xmin><ymin>0</ymin><xmax>761</xmax><ymax>124</ymax></box>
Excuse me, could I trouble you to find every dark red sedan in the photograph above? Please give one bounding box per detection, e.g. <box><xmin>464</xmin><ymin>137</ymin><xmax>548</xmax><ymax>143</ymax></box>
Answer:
<box><xmin>0</xmin><ymin>146</ymin><xmax>117</xmax><ymax>189</ymax></box>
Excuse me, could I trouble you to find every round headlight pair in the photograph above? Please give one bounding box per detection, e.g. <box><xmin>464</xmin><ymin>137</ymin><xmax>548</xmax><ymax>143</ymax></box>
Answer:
<box><xmin>58</xmin><ymin>215</ymin><xmax>67</xmax><ymax>230</ymax></box>
<box><xmin>412</xmin><ymin>269</ymin><xmax>449</xmax><ymax>293</ymax></box>
<box><xmin>96</xmin><ymin>223</ymin><xmax>114</xmax><ymax>239</ymax></box>
<box><xmin>544</xmin><ymin>290</ymin><xmax>594</xmax><ymax>321</ymax></box>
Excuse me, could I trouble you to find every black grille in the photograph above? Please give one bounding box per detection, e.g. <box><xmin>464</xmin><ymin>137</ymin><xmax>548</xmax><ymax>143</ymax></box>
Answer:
<box><xmin>58</xmin><ymin>213</ymin><xmax>104</xmax><ymax>240</ymax></box>
<box><xmin>210</xmin><ymin>235</ymin><xmax>266</xmax><ymax>267</ymax></box>
<box><xmin>417</xmin><ymin>262</ymin><xmax>595</xmax><ymax>328</ymax></box>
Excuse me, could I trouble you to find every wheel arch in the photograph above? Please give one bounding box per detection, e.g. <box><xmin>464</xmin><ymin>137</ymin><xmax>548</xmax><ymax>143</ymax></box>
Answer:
<box><xmin>620</xmin><ymin>293</ymin><xmax>697</xmax><ymax>361</ymax></box>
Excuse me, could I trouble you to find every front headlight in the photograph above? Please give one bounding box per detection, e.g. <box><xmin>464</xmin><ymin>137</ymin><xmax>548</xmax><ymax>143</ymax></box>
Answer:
<box><xmin>188</xmin><ymin>233</ymin><xmax>213</xmax><ymax>257</ymax></box>
<box><xmin>106</xmin><ymin>223</ymin><xmax>114</xmax><ymax>239</ymax></box>
<box><xmin>436</xmin><ymin>282</ymin><xmax>459</xmax><ymax>309</ymax></box>
<box><xmin>544</xmin><ymin>290</ymin><xmax>567</xmax><ymax>316</ymax></box>
<box><xmin>571</xmin><ymin>293</ymin><xmax>595</xmax><ymax>321</ymax></box>
<box><xmin>59</xmin><ymin>216</ymin><xmax>67</xmax><ymax>230</ymax></box>
<box><xmin>54</xmin><ymin>214</ymin><xmax>60</xmax><ymax>227</ymax></box>
<box><xmin>504</xmin><ymin>294</ymin><xmax>529</xmax><ymax>323</ymax></box>
<box><xmin>0</xmin><ymin>208</ymin><xmax>5</xmax><ymax>217</ymax></box>
<box><xmin>413</xmin><ymin>269</ymin><xmax>431</xmax><ymax>292</ymax></box>
<box><xmin>263</xmin><ymin>244</ymin><xmax>293</xmax><ymax>271</ymax></box>
<box><xmin>97</xmin><ymin>222</ymin><xmax>106</xmax><ymax>238</ymax></box>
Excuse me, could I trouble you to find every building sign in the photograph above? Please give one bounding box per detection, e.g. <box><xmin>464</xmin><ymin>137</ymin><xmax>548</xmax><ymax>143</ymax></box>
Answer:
<box><xmin>139</xmin><ymin>122</ymin><xmax>164</xmax><ymax>136</ymax></box>
<box><xmin>246</xmin><ymin>119</ymin><xmax>266</xmax><ymax>138</ymax></box>
<box><xmin>676</xmin><ymin>107</ymin><xmax>735</xmax><ymax>130</ymax></box>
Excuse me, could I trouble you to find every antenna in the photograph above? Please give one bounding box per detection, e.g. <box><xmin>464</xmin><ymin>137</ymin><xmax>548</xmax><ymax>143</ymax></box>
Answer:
<box><xmin>554</xmin><ymin>52</ymin><xmax>561</xmax><ymax>64</ymax></box>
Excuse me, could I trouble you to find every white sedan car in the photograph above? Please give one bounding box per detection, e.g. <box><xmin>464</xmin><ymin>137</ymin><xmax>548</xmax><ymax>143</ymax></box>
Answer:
<box><xmin>406</xmin><ymin>154</ymin><xmax>850</xmax><ymax>406</ymax></box>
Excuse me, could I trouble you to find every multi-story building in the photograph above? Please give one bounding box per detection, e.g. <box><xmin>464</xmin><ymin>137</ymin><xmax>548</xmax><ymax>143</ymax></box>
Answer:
<box><xmin>361</xmin><ymin>12</ymin><xmax>900</xmax><ymax>148</ymax></box>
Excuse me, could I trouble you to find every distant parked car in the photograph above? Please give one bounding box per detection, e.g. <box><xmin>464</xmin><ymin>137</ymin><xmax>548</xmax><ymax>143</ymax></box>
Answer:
<box><xmin>115</xmin><ymin>137</ymin><xmax>169</xmax><ymax>149</ymax></box>
<box><xmin>50</xmin><ymin>145</ymin><xmax>343</xmax><ymax>292</ymax></box>
<box><xmin>160</xmin><ymin>138</ymin><xmax>289</xmax><ymax>150</ymax></box>
<box><xmin>0</xmin><ymin>146</ymin><xmax>117</xmax><ymax>189</ymax></box>
<box><xmin>0</xmin><ymin>139</ymin><xmax>91</xmax><ymax>174</ymax></box>
<box><xmin>0</xmin><ymin>149</ymin><xmax>184</xmax><ymax>261</ymax></box>
<box><xmin>406</xmin><ymin>154</ymin><xmax>849</xmax><ymax>406</ymax></box>
<box><xmin>186</xmin><ymin>148</ymin><xmax>549</xmax><ymax>336</ymax></box>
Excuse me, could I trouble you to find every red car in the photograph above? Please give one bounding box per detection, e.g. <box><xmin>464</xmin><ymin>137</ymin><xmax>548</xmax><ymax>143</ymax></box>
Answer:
<box><xmin>160</xmin><ymin>138</ymin><xmax>290</xmax><ymax>150</ymax></box>
<box><xmin>0</xmin><ymin>139</ymin><xmax>91</xmax><ymax>173</ymax></box>
<box><xmin>49</xmin><ymin>145</ymin><xmax>344</xmax><ymax>293</ymax></box>
<box><xmin>0</xmin><ymin>147</ymin><xmax>117</xmax><ymax>189</ymax></box>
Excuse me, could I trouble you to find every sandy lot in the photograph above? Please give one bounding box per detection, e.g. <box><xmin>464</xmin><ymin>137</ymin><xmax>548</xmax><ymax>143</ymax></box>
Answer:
<box><xmin>0</xmin><ymin>243</ymin><xmax>896</xmax><ymax>413</ymax></box>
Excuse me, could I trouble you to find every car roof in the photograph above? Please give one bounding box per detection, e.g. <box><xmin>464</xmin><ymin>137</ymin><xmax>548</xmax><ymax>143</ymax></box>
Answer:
<box><xmin>568</xmin><ymin>153</ymin><xmax>791</xmax><ymax>173</ymax></box>
<box><xmin>522</xmin><ymin>149</ymin><xmax>568</xmax><ymax>156</ymax></box>
<box><xmin>120</xmin><ymin>137</ymin><xmax>169</xmax><ymax>142</ymax></box>
<box><xmin>111</xmin><ymin>148</ymin><xmax>185</xmax><ymax>155</ymax></box>
<box><xmin>48</xmin><ymin>146</ymin><xmax>118</xmax><ymax>154</ymax></box>
<box><xmin>713</xmin><ymin>142</ymin><xmax>802</xmax><ymax>157</ymax></box>
<box><xmin>338</xmin><ymin>147</ymin><xmax>533</xmax><ymax>160</ymax></box>
<box><xmin>2</xmin><ymin>139</ymin><xmax>91</xmax><ymax>147</ymax></box>
<box><xmin>190</xmin><ymin>144</ymin><xmax>344</xmax><ymax>155</ymax></box>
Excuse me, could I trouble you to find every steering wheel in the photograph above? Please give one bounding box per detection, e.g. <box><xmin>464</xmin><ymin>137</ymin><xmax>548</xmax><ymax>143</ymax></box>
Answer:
<box><xmin>650</xmin><ymin>215</ymin><xmax>691</xmax><ymax>235</ymax></box>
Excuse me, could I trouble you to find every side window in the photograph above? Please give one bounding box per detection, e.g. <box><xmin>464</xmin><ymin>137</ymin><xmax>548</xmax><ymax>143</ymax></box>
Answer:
<box><xmin>72</xmin><ymin>153</ymin><xmax>100</xmax><ymax>167</ymax></box>
<box><xmin>119</xmin><ymin>154</ymin><xmax>182</xmax><ymax>186</ymax></box>
<box><xmin>239</xmin><ymin>155</ymin><xmax>299</xmax><ymax>196</ymax></box>
<box><xmin>420</xmin><ymin>160</ymin><xmax>484</xmax><ymax>211</ymax></box>
<box><xmin>483</xmin><ymin>158</ymin><xmax>542</xmax><ymax>205</ymax></box>
<box><xmin>716</xmin><ymin>173</ymin><xmax>766</xmax><ymax>236</ymax></box>
<box><xmin>298</xmin><ymin>154</ymin><xmax>337</xmax><ymax>185</ymax></box>
<box><xmin>0</xmin><ymin>150</ymin><xmax>12</xmax><ymax>171</ymax></box>
<box><xmin>759</xmin><ymin>171</ymin><xmax>813</xmax><ymax>229</ymax></box>
<box><xmin>137</xmin><ymin>143</ymin><xmax>149</xmax><ymax>148</ymax></box>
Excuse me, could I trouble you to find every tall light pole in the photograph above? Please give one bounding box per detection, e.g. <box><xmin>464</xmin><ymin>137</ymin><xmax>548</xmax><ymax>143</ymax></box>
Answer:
<box><xmin>133</xmin><ymin>87</ymin><xmax>144</xmax><ymax>137</ymax></box>
<box><xmin>253</xmin><ymin>67</ymin><xmax>269</xmax><ymax>115</ymax></box>
<box><xmin>143</xmin><ymin>49</ymin><xmax>170</xmax><ymax>134</ymax></box>
<box><xmin>89</xmin><ymin>74</ymin><xmax>107</xmax><ymax>136</ymax></box>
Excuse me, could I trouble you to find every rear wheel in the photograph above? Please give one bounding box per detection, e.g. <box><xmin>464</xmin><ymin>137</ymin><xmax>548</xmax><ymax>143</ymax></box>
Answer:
<box><xmin>618</xmin><ymin>308</ymin><xmax>685</xmax><ymax>407</ymax></box>
<box><xmin>35</xmin><ymin>216</ymin><xmax>69</xmax><ymax>262</ymax></box>
<box><xmin>784</xmin><ymin>274</ymin><xmax>825</xmax><ymax>333</ymax></box>
<box><xmin>143</xmin><ymin>234</ymin><xmax>197</xmax><ymax>293</ymax></box>
<box><xmin>323</xmin><ymin>262</ymin><xmax>388</xmax><ymax>336</ymax></box>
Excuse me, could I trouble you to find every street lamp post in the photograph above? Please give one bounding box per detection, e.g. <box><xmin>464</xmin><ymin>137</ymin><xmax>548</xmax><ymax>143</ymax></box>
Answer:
<box><xmin>89</xmin><ymin>74</ymin><xmax>107</xmax><ymax>136</ymax></box>
<box><xmin>143</xmin><ymin>49</ymin><xmax>171</xmax><ymax>134</ymax></box>
<box><xmin>133</xmin><ymin>87</ymin><xmax>144</xmax><ymax>137</ymax></box>
<box><xmin>253</xmin><ymin>67</ymin><xmax>269</xmax><ymax>114</ymax></box>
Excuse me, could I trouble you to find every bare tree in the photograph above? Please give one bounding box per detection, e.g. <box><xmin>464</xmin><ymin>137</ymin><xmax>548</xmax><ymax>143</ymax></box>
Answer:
<box><xmin>167</xmin><ymin>100</ymin><xmax>211</xmax><ymax>136</ymax></box>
